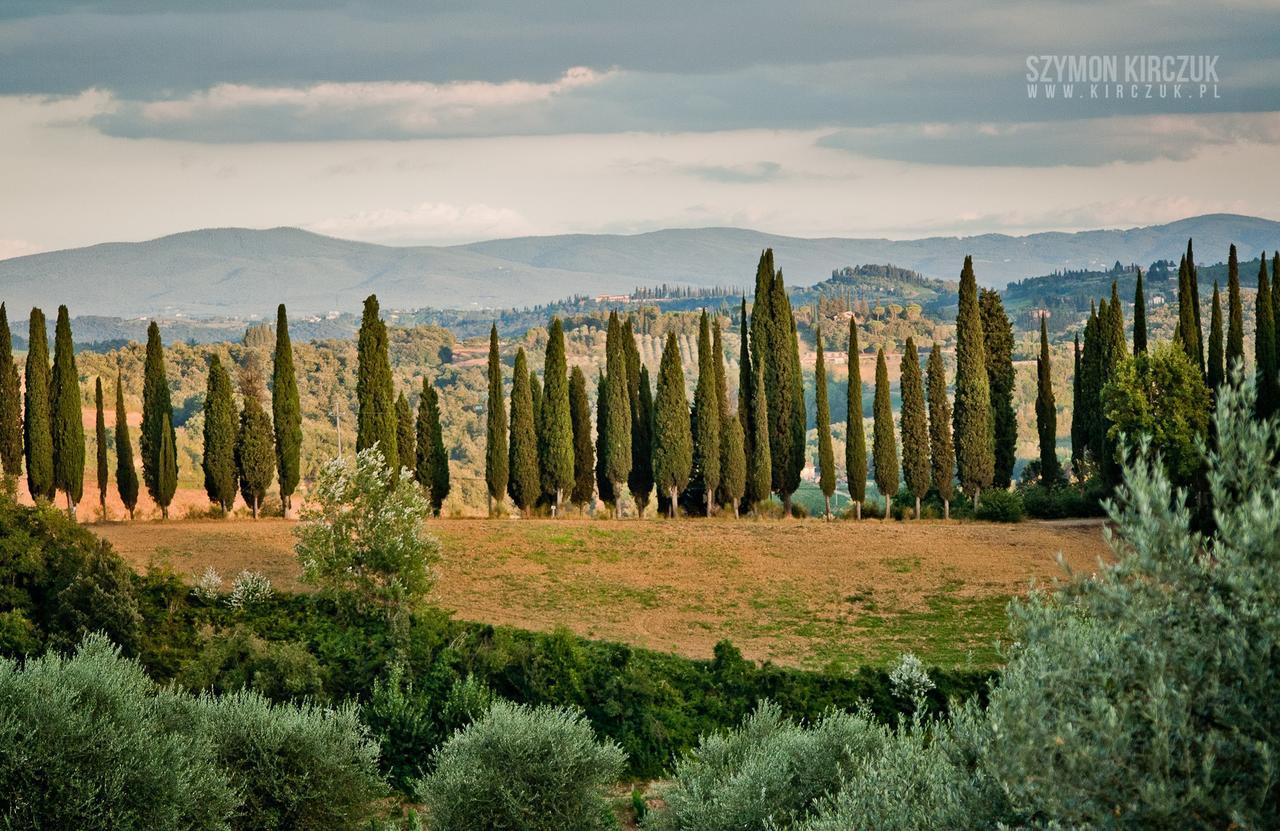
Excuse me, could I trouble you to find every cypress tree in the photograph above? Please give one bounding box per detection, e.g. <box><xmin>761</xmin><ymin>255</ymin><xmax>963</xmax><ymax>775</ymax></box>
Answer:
<box><xmin>747</xmin><ymin>363</ymin><xmax>771</xmax><ymax>515</ymax></box>
<box><xmin>396</xmin><ymin>391</ymin><xmax>416</xmax><ymax>474</ymax></box>
<box><xmin>23</xmin><ymin>308</ymin><xmax>53</xmax><ymax>502</ymax></box>
<box><xmin>595</xmin><ymin>370</ymin><xmax>616</xmax><ymax>510</ymax></box>
<box><xmin>539</xmin><ymin>318</ymin><xmax>575</xmax><ymax>516</ymax></box>
<box><xmin>737</xmin><ymin>298</ymin><xmax>755</xmax><ymax>502</ymax></box>
<box><xmin>899</xmin><ymin>338</ymin><xmax>929</xmax><ymax>519</ymax></box>
<box><xmin>484</xmin><ymin>325</ymin><xmax>508</xmax><ymax>515</ymax></box>
<box><xmin>845</xmin><ymin>317</ymin><xmax>868</xmax><ymax>519</ymax></box>
<box><xmin>1207</xmin><ymin>283</ymin><xmax>1224</xmax><ymax>395</ymax></box>
<box><xmin>1176</xmin><ymin>255</ymin><xmax>1203</xmax><ymax>374</ymax></box>
<box><xmin>926</xmin><ymin>343</ymin><xmax>955</xmax><ymax>519</ymax></box>
<box><xmin>872</xmin><ymin>348</ymin><xmax>899</xmax><ymax>520</ymax></box>
<box><xmin>1079</xmin><ymin>304</ymin><xmax>1103</xmax><ymax>469</ymax></box>
<box><xmin>1109</xmin><ymin>281</ymin><xmax>1127</xmax><ymax>362</ymax></box>
<box><xmin>141</xmin><ymin>321</ymin><xmax>177</xmax><ymax>517</ymax></box>
<box><xmin>235</xmin><ymin>394</ymin><xmax>274</xmax><ymax>519</ymax></box>
<box><xmin>355</xmin><ymin>295</ymin><xmax>397</xmax><ymax>465</ymax></box>
<box><xmin>0</xmin><ymin>303</ymin><xmax>21</xmax><ymax>481</ymax></box>
<box><xmin>272</xmin><ymin>304</ymin><xmax>302</xmax><ymax>515</ymax></box>
<box><xmin>953</xmin><ymin>256</ymin><xmax>994</xmax><ymax>506</ymax></box>
<box><xmin>631</xmin><ymin>366</ymin><xmax>654</xmax><ymax>516</ymax></box>
<box><xmin>568</xmin><ymin>366</ymin><xmax>594</xmax><ymax>510</ymax></box>
<box><xmin>94</xmin><ymin>378</ymin><xmax>108</xmax><ymax>515</ymax></box>
<box><xmin>1256</xmin><ymin>257</ymin><xmax>1278</xmax><ymax>419</ymax></box>
<box><xmin>50</xmin><ymin>306</ymin><xmax>84</xmax><ymax>516</ymax></box>
<box><xmin>201</xmin><ymin>354</ymin><xmax>238</xmax><ymax>513</ymax></box>
<box><xmin>416</xmin><ymin>381</ymin><xmax>449</xmax><ymax>515</ymax></box>
<box><xmin>980</xmin><ymin>289</ymin><xmax>1016</xmax><ymax>489</ymax></box>
<box><xmin>1070</xmin><ymin>333</ymin><xmax>1083</xmax><ymax>478</ymax></box>
<box><xmin>507</xmin><ymin>348</ymin><xmax>540</xmax><ymax>515</ymax></box>
<box><xmin>1187</xmin><ymin>239</ymin><xmax>1204</xmax><ymax>369</ymax></box>
<box><xmin>1035</xmin><ymin>318</ymin><xmax>1061</xmax><ymax>485</ymax></box>
<box><xmin>1274</xmin><ymin>252</ymin><xmax>1280</xmax><ymax>369</ymax></box>
<box><xmin>692</xmin><ymin>310</ymin><xmax>721</xmax><ymax>515</ymax></box>
<box><xmin>814</xmin><ymin>324</ymin><xmax>836</xmax><ymax>519</ymax></box>
<box><xmin>712</xmin><ymin>318</ymin><xmax>737</xmax><ymax>510</ymax></box>
<box><xmin>785</xmin><ymin>286</ymin><xmax>806</xmax><ymax>512</ymax></box>
<box><xmin>114</xmin><ymin>373</ymin><xmax>139</xmax><ymax>519</ymax></box>
<box><xmin>1132</xmin><ymin>268</ymin><xmax>1148</xmax><ymax>354</ymax></box>
<box><xmin>528</xmin><ymin>374</ymin><xmax>543</xmax><ymax>439</ymax></box>
<box><xmin>602</xmin><ymin>312</ymin><xmax>632</xmax><ymax>510</ymax></box>
<box><xmin>653</xmin><ymin>332</ymin><xmax>692</xmax><ymax>518</ymax></box>
<box><xmin>1226</xmin><ymin>246</ymin><xmax>1244</xmax><ymax>369</ymax></box>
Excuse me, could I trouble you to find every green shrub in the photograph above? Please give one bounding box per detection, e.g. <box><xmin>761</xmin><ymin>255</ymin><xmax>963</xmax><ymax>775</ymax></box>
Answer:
<box><xmin>1019</xmin><ymin>483</ymin><xmax>1104</xmax><ymax>519</ymax></box>
<box><xmin>417</xmin><ymin>700</ymin><xmax>626</xmax><ymax>831</ymax></box>
<box><xmin>179</xmin><ymin>625</ymin><xmax>325</xmax><ymax>701</ymax></box>
<box><xmin>973</xmin><ymin>488</ymin><xmax>1022</xmax><ymax>522</ymax></box>
<box><xmin>0</xmin><ymin>633</ymin><xmax>235</xmax><ymax>831</ymax></box>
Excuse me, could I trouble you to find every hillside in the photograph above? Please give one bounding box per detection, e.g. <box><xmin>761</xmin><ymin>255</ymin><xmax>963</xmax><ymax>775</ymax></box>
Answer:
<box><xmin>2</xmin><ymin>215</ymin><xmax>1278</xmax><ymax>318</ymax></box>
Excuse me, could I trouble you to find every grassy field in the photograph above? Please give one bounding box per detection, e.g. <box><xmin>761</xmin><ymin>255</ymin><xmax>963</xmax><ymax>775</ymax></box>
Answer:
<box><xmin>95</xmin><ymin>515</ymin><xmax>1110</xmax><ymax>671</ymax></box>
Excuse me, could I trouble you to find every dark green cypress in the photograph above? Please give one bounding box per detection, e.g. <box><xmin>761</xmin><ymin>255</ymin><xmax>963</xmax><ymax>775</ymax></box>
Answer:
<box><xmin>1070</xmin><ymin>332</ymin><xmax>1084</xmax><ymax>478</ymax></box>
<box><xmin>94</xmin><ymin>378</ymin><xmax>108</xmax><ymax>514</ymax></box>
<box><xmin>602</xmin><ymin>312</ymin><xmax>632</xmax><ymax>508</ymax></box>
<box><xmin>712</xmin><ymin>318</ymin><xmax>736</xmax><ymax>510</ymax></box>
<box><xmin>594</xmin><ymin>370</ymin><xmax>616</xmax><ymax>510</ymax></box>
<box><xmin>235</xmin><ymin>394</ymin><xmax>274</xmax><ymax>519</ymax></box>
<box><xmin>272</xmin><ymin>304</ymin><xmax>302</xmax><ymax>514</ymax></box>
<box><xmin>747</xmin><ymin>363</ymin><xmax>771</xmax><ymax>515</ymax></box>
<box><xmin>141</xmin><ymin>321</ymin><xmax>177</xmax><ymax>517</ymax></box>
<box><xmin>50</xmin><ymin>306</ymin><xmax>84</xmax><ymax>515</ymax></box>
<box><xmin>157</xmin><ymin>412</ymin><xmax>177</xmax><ymax>520</ymax></box>
<box><xmin>1226</xmin><ymin>246</ymin><xmax>1244</xmax><ymax>369</ymax></box>
<box><xmin>484</xmin><ymin>325</ymin><xmax>508</xmax><ymax>515</ymax></box>
<box><xmin>1187</xmin><ymin>239</ymin><xmax>1204</xmax><ymax>369</ymax></box>
<box><xmin>926</xmin><ymin>343</ymin><xmax>955</xmax><ymax>519</ymax></box>
<box><xmin>980</xmin><ymin>289</ymin><xmax>1016</xmax><ymax>489</ymax></box>
<box><xmin>631</xmin><ymin>366</ymin><xmax>654</xmax><ymax>516</ymax></box>
<box><xmin>539</xmin><ymin>318</ymin><xmax>575</xmax><ymax>515</ymax></box>
<box><xmin>396</xmin><ymin>391</ymin><xmax>416</xmax><ymax>474</ymax></box>
<box><xmin>416</xmin><ymin>381</ymin><xmax>449</xmax><ymax>515</ymax></box>
<box><xmin>692</xmin><ymin>310</ymin><xmax>721</xmax><ymax>514</ymax></box>
<box><xmin>568</xmin><ymin>366</ymin><xmax>594</xmax><ymax>510</ymax></box>
<box><xmin>415</xmin><ymin>379</ymin><xmax>433</xmax><ymax>498</ymax></box>
<box><xmin>1274</xmin><ymin>253</ymin><xmax>1280</xmax><ymax>369</ymax></box>
<box><xmin>719</xmin><ymin>387</ymin><xmax>746</xmax><ymax>520</ymax></box>
<box><xmin>784</xmin><ymin>282</ymin><xmax>806</xmax><ymax>512</ymax></box>
<box><xmin>1035</xmin><ymin>319</ymin><xmax>1061</xmax><ymax>485</ymax></box>
<box><xmin>1207</xmin><ymin>283</ymin><xmax>1224</xmax><ymax>395</ymax></box>
<box><xmin>737</xmin><ymin>297</ymin><xmax>754</xmax><ymax>492</ymax></box>
<box><xmin>1109</xmin><ymin>281</ymin><xmax>1127</xmax><ymax>362</ymax></box>
<box><xmin>845</xmin><ymin>317</ymin><xmax>868</xmax><ymax>519</ymax></box>
<box><xmin>508</xmin><ymin>348</ymin><xmax>540</xmax><ymax>515</ymax></box>
<box><xmin>1079</xmin><ymin>304</ymin><xmax>1103</xmax><ymax>469</ymax></box>
<box><xmin>528</xmin><ymin>373</ymin><xmax>542</xmax><ymax>439</ymax></box>
<box><xmin>814</xmin><ymin>324</ymin><xmax>836</xmax><ymax>518</ymax></box>
<box><xmin>114</xmin><ymin>372</ymin><xmax>139</xmax><ymax>519</ymax></box>
<box><xmin>1256</xmin><ymin>257</ymin><xmax>1278</xmax><ymax>419</ymax></box>
<box><xmin>953</xmin><ymin>256</ymin><xmax>994</xmax><ymax>506</ymax></box>
<box><xmin>653</xmin><ymin>332</ymin><xmax>692</xmax><ymax>517</ymax></box>
<box><xmin>1176</xmin><ymin>255</ymin><xmax>1202</xmax><ymax>374</ymax></box>
<box><xmin>0</xmin><ymin>304</ymin><xmax>21</xmax><ymax>480</ymax></box>
<box><xmin>355</xmin><ymin>295</ymin><xmax>397</xmax><ymax>465</ymax></box>
<box><xmin>23</xmin><ymin>308</ymin><xmax>53</xmax><ymax>501</ymax></box>
<box><xmin>872</xmin><ymin>348</ymin><xmax>899</xmax><ymax>520</ymax></box>
<box><xmin>899</xmin><ymin>338</ymin><xmax>929</xmax><ymax>519</ymax></box>
<box><xmin>201</xmin><ymin>354</ymin><xmax>238</xmax><ymax>513</ymax></box>
<box><xmin>1132</xmin><ymin>268</ymin><xmax>1148</xmax><ymax>354</ymax></box>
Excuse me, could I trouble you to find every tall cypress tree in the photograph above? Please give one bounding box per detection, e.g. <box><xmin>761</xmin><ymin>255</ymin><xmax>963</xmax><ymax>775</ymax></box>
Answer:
<box><xmin>507</xmin><ymin>348</ymin><xmax>539</xmax><ymax>515</ymax></box>
<box><xmin>1274</xmin><ymin>252</ymin><xmax>1280</xmax><ymax>369</ymax></box>
<box><xmin>396</xmin><ymin>391</ymin><xmax>416</xmax><ymax>474</ymax></box>
<box><xmin>926</xmin><ymin>343</ymin><xmax>955</xmax><ymax>519</ymax></box>
<box><xmin>1108</xmin><ymin>281</ymin><xmax>1127</xmax><ymax>362</ymax></box>
<box><xmin>272</xmin><ymin>304</ymin><xmax>302</xmax><ymax>515</ymax></box>
<box><xmin>813</xmin><ymin>324</ymin><xmax>836</xmax><ymax>519</ymax></box>
<box><xmin>1176</xmin><ymin>255</ymin><xmax>1203</xmax><ymax>374</ymax></box>
<box><xmin>157</xmin><ymin>412</ymin><xmax>178</xmax><ymax>520</ymax></box>
<box><xmin>953</xmin><ymin>256</ymin><xmax>994</xmax><ymax>506</ymax></box>
<box><xmin>631</xmin><ymin>366</ymin><xmax>654</xmax><ymax>516</ymax></box>
<box><xmin>416</xmin><ymin>381</ymin><xmax>449</xmax><ymax>515</ymax></box>
<box><xmin>980</xmin><ymin>289</ymin><xmax>1016</xmax><ymax>489</ymax></box>
<box><xmin>595</xmin><ymin>370</ymin><xmax>615</xmax><ymax>510</ymax></box>
<box><xmin>872</xmin><ymin>348</ymin><xmax>899</xmax><ymax>520</ymax></box>
<box><xmin>202</xmin><ymin>354</ymin><xmax>238</xmax><ymax>513</ymax></box>
<box><xmin>235</xmin><ymin>394</ymin><xmax>274</xmax><ymax>519</ymax></box>
<box><xmin>750</xmin><ymin>250</ymin><xmax>798</xmax><ymax>509</ymax></box>
<box><xmin>141</xmin><ymin>321</ymin><xmax>177</xmax><ymax>517</ymax></box>
<box><xmin>0</xmin><ymin>303</ymin><xmax>21</xmax><ymax>481</ymax></box>
<box><xmin>1035</xmin><ymin>318</ymin><xmax>1061</xmax><ymax>485</ymax></box>
<box><xmin>1070</xmin><ymin>333</ymin><xmax>1083</xmax><ymax>479</ymax></box>
<box><xmin>528</xmin><ymin>374</ymin><xmax>543</xmax><ymax>445</ymax></box>
<box><xmin>845</xmin><ymin>317</ymin><xmax>868</xmax><ymax>519</ymax></box>
<box><xmin>568</xmin><ymin>366</ymin><xmax>594</xmax><ymax>510</ymax></box>
<box><xmin>539</xmin><ymin>317</ymin><xmax>575</xmax><ymax>516</ymax></box>
<box><xmin>23</xmin><ymin>308</ymin><xmax>53</xmax><ymax>501</ymax></box>
<box><xmin>719</xmin><ymin>405</ymin><xmax>746</xmax><ymax>519</ymax></box>
<box><xmin>712</xmin><ymin>318</ymin><xmax>736</xmax><ymax>510</ymax></box>
<box><xmin>899</xmin><ymin>338</ymin><xmax>929</xmax><ymax>519</ymax></box>
<box><xmin>1207</xmin><ymin>282</ymin><xmax>1225</xmax><ymax>395</ymax></box>
<box><xmin>1079</xmin><ymin>304</ymin><xmax>1103</xmax><ymax>470</ymax></box>
<box><xmin>1132</xmin><ymin>268</ymin><xmax>1148</xmax><ymax>354</ymax></box>
<box><xmin>114</xmin><ymin>372</ymin><xmax>139</xmax><ymax>519</ymax></box>
<box><xmin>50</xmin><ymin>306</ymin><xmax>84</xmax><ymax>515</ymax></box>
<box><xmin>747</xmin><ymin>363</ymin><xmax>771</xmax><ymax>515</ymax></box>
<box><xmin>1187</xmin><ymin>239</ymin><xmax>1204</xmax><ymax>370</ymax></box>
<box><xmin>355</xmin><ymin>295</ymin><xmax>397</xmax><ymax>465</ymax></box>
<box><xmin>653</xmin><ymin>332</ymin><xmax>692</xmax><ymax>518</ymax></box>
<box><xmin>94</xmin><ymin>378</ymin><xmax>108</xmax><ymax>515</ymax></box>
<box><xmin>692</xmin><ymin>310</ymin><xmax>721</xmax><ymax>515</ymax></box>
<box><xmin>484</xmin><ymin>325</ymin><xmax>508</xmax><ymax>515</ymax></box>
<box><xmin>602</xmin><ymin>312</ymin><xmax>632</xmax><ymax>511</ymax></box>
<box><xmin>1256</xmin><ymin>257</ymin><xmax>1278</xmax><ymax>419</ymax></box>
<box><xmin>737</xmin><ymin>298</ymin><xmax>755</xmax><ymax>501</ymax></box>
<box><xmin>1226</xmin><ymin>246</ymin><xmax>1244</xmax><ymax>369</ymax></box>
<box><xmin>784</xmin><ymin>284</ymin><xmax>806</xmax><ymax>512</ymax></box>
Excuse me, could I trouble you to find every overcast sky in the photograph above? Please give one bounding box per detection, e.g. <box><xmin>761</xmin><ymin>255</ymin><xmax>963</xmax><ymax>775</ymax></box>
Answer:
<box><xmin>2</xmin><ymin>0</ymin><xmax>1279</xmax><ymax>258</ymax></box>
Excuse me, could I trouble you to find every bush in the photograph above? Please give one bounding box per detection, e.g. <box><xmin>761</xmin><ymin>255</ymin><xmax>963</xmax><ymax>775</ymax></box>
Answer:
<box><xmin>973</xmin><ymin>488</ymin><xmax>1022</xmax><ymax>522</ymax></box>
<box><xmin>418</xmin><ymin>700</ymin><xmax>626</xmax><ymax>831</ymax></box>
<box><xmin>1019</xmin><ymin>482</ymin><xmax>1104</xmax><ymax>519</ymax></box>
<box><xmin>180</xmin><ymin>625</ymin><xmax>326</xmax><ymax>701</ymax></box>
<box><xmin>227</xmin><ymin>571</ymin><xmax>273</xmax><ymax>609</ymax></box>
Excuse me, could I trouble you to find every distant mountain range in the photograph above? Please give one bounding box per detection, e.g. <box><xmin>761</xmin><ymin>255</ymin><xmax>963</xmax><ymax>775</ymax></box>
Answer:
<box><xmin>1</xmin><ymin>214</ymin><xmax>1277</xmax><ymax>318</ymax></box>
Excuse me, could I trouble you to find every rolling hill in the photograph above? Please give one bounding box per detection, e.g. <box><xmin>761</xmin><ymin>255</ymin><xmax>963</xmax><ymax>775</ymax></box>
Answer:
<box><xmin>1</xmin><ymin>215</ymin><xmax>1277</xmax><ymax>318</ymax></box>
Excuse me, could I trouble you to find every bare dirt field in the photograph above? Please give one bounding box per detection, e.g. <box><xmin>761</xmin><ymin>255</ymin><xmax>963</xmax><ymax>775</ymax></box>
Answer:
<box><xmin>94</xmin><ymin>514</ymin><xmax>1111</xmax><ymax>670</ymax></box>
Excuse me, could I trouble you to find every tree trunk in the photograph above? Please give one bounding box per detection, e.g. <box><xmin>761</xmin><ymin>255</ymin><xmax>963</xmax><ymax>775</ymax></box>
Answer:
<box><xmin>486</xmin><ymin>493</ymin><xmax>493</xmax><ymax>517</ymax></box>
<box><xmin>161</xmin><ymin>505</ymin><xmax>169</xmax><ymax>520</ymax></box>
<box><xmin>884</xmin><ymin>498</ymin><xmax>891</xmax><ymax>520</ymax></box>
<box><xmin>706</xmin><ymin>492</ymin><xmax>714</xmax><ymax>518</ymax></box>
<box><xmin>66</xmin><ymin>494</ymin><xmax>76</xmax><ymax>521</ymax></box>
<box><xmin>944</xmin><ymin>499</ymin><xmax>950</xmax><ymax>521</ymax></box>
<box><xmin>974</xmin><ymin>486</ymin><xmax>981</xmax><ymax>512</ymax></box>
<box><xmin>782</xmin><ymin>492</ymin><xmax>792</xmax><ymax>517</ymax></box>
<box><xmin>553</xmin><ymin>489</ymin><xmax>561</xmax><ymax>518</ymax></box>
<box><xmin>856</xmin><ymin>501</ymin><xmax>862</xmax><ymax>521</ymax></box>
<box><xmin>252</xmin><ymin>497</ymin><xmax>259</xmax><ymax>520</ymax></box>
<box><xmin>732</xmin><ymin>502</ymin><xmax>739</xmax><ymax>519</ymax></box>
<box><xmin>614</xmin><ymin>481</ymin><xmax>625</xmax><ymax>518</ymax></box>
<box><xmin>824</xmin><ymin>493</ymin><xmax>831</xmax><ymax>520</ymax></box>
<box><xmin>915</xmin><ymin>496</ymin><xmax>921</xmax><ymax>520</ymax></box>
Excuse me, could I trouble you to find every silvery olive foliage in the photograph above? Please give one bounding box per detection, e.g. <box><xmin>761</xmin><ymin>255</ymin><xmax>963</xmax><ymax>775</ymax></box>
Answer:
<box><xmin>193</xmin><ymin>566</ymin><xmax>224</xmax><ymax>603</ymax></box>
<box><xmin>888</xmin><ymin>652</ymin><xmax>935</xmax><ymax>703</ymax></box>
<box><xmin>226</xmin><ymin>570</ymin><xmax>272</xmax><ymax>609</ymax></box>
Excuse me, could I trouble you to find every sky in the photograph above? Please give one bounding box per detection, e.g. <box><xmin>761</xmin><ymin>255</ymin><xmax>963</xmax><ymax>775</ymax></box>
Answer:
<box><xmin>2</xmin><ymin>0</ymin><xmax>1279</xmax><ymax>259</ymax></box>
